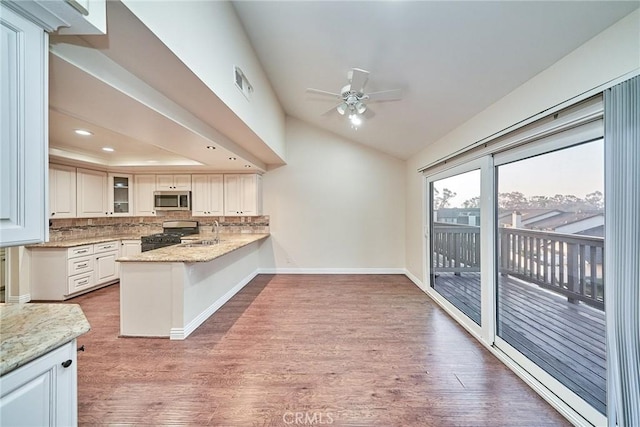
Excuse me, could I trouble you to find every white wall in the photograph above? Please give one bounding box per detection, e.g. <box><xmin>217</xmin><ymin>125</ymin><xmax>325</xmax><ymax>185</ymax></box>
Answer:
<box><xmin>121</xmin><ymin>0</ymin><xmax>286</xmax><ymax>162</ymax></box>
<box><xmin>261</xmin><ymin>117</ymin><xmax>406</xmax><ymax>272</ymax></box>
<box><xmin>406</xmin><ymin>10</ymin><xmax>640</xmax><ymax>284</ymax></box>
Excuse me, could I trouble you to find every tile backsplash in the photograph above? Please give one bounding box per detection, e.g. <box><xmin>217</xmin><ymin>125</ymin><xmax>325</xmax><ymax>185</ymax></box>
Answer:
<box><xmin>48</xmin><ymin>212</ymin><xmax>269</xmax><ymax>242</ymax></box>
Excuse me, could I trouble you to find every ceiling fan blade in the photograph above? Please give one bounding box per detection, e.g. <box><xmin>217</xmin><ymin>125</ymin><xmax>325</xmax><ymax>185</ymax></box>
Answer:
<box><xmin>365</xmin><ymin>89</ymin><xmax>402</xmax><ymax>102</ymax></box>
<box><xmin>363</xmin><ymin>107</ymin><xmax>376</xmax><ymax>119</ymax></box>
<box><xmin>306</xmin><ymin>88</ymin><xmax>342</xmax><ymax>98</ymax></box>
<box><xmin>321</xmin><ymin>103</ymin><xmax>343</xmax><ymax>116</ymax></box>
<box><xmin>349</xmin><ymin>68</ymin><xmax>369</xmax><ymax>93</ymax></box>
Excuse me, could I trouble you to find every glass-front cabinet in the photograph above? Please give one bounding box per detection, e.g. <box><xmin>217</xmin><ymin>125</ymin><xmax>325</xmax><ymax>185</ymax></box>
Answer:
<box><xmin>108</xmin><ymin>174</ymin><xmax>133</xmax><ymax>216</ymax></box>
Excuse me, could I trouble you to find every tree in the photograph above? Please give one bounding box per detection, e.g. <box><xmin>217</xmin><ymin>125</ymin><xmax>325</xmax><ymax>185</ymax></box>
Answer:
<box><xmin>585</xmin><ymin>191</ymin><xmax>604</xmax><ymax>210</ymax></box>
<box><xmin>434</xmin><ymin>188</ymin><xmax>457</xmax><ymax>209</ymax></box>
<box><xmin>498</xmin><ymin>191</ymin><xmax>528</xmax><ymax>210</ymax></box>
<box><xmin>463</xmin><ymin>196</ymin><xmax>480</xmax><ymax>208</ymax></box>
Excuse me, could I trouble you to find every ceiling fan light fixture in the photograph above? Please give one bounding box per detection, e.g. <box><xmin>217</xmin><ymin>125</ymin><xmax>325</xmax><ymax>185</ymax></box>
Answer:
<box><xmin>355</xmin><ymin>101</ymin><xmax>366</xmax><ymax>114</ymax></box>
<box><xmin>349</xmin><ymin>114</ymin><xmax>362</xmax><ymax>127</ymax></box>
<box><xmin>336</xmin><ymin>103</ymin><xmax>347</xmax><ymax>115</ymax></box>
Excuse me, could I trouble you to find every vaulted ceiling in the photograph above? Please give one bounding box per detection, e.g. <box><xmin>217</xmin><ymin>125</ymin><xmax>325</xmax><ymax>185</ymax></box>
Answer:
<box><xmin>47</xmin><ymin>1</ymin><xmax>639</xmax><ymax>168</ymax></box>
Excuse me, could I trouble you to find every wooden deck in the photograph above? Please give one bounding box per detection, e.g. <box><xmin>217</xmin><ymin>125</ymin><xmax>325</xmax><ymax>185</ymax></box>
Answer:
<box><xmin>433</xmin><ymin>272</ymin><xmax>606</xmax><ymax>414</ymax></box>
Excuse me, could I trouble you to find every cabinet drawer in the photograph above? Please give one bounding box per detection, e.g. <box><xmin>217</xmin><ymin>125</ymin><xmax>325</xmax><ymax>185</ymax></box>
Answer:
<box><xmin>68</xmin><ymin>271</ymin><xmax>94</xmax><ymax>294</ymax></box>
<box><xmin>67</xmin><ymin>256</ymin><xmax>94</xmax><ymax>276</ymax></box>
<box><xmin>94</xmin><ymin>241</ymin><xmax>119</xmax><ymax>254</ymax></box>
<box><xmin>67</xmin><ymin>245</ymin><xmax>93</xmax><ymax>258</ymax></box>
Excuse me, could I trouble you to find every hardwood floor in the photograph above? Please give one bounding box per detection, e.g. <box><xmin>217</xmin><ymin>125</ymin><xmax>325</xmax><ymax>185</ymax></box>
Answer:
<box><xmin>68</xmin><ymin>274</ymin><xmax>569</xmax><ymax>426</ymax></box>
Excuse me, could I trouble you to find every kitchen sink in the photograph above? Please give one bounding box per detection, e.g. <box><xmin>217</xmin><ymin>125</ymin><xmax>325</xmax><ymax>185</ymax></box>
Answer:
<box><xmin>180</xmin><ymin>239</ymin><xmax>221</xmax><ymax>247</ymax></box>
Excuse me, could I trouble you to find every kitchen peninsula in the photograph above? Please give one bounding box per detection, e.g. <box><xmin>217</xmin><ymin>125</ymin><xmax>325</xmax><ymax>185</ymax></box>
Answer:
<box><xmin>117</xmin><ymin>233</ymin><xmax>269</xmax><ymax>339</ymax></box>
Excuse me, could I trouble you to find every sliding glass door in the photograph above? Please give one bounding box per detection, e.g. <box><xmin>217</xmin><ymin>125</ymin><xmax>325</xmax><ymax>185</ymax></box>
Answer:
<box><xmin>423</xmin><ymin>101</ymin><xmax>607</xmax><ymax>425</ymax></box>
<box><xmin>428</xmin><ymin>163</ymin><xmax>484</xmax><ymax>330</ymax></box>
<box><xmin>494</xmin><ymin>139</ymin><xmax>606</xmax><ymax>419</ymax></box>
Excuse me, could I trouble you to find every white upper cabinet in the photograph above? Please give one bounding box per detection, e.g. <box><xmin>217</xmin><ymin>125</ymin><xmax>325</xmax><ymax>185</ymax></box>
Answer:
<box><xmin>49</xmin><ymin>164</ymin><xmax>77</xmax><ymax>219</ymax></box>
<box><xmin>0</xmin><ymin>6</ymin><xmax>47</xmax><ymax>247</ymax></box>
<box><xmin>3</xmin><ymin>0</ymin><xmax>106</xmax><ymax>35</ymax></box>
<box><xmin>192</xmin><ymin>175</ymin><xmax>224</xmax><ymax>217</ymax></box>
<box><xmin>224</xmin><ymin>174</ymin><xmax>263</xmax><ymax>217</ymax></box>
<box><xmin>134</xmin><ymin>175</ymin><xmax>156</xmax><ymax>216</ymax></box>
<box><xmin>108</xmin><ymin>173</ymin><xmax>133</xmax><ymax>216</ymax></box>
<box><xmin>156</xmin><ymin>174</ymin><xmax>191</xmax><ymax>191</ymax></box>
<box><xmin>76</xmin><ymin>168</ymin><xmax>108</xmax><ymax>218</ymax></box>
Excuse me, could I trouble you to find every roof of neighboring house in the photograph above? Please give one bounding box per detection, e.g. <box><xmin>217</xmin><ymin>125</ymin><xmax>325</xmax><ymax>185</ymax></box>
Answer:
<box><xmin>436</xmin><ymin>208</ymin><xmax>480</xmax><ymax>218</ymax></box>
<box><xmin>527</xmin><ymin>212</ymin><xmax>603</xmax><ymax>230</ymax></box>
<box><xmin>575</xmin><ymin>225</ymin><xmax>605</xmax><ymax>238</ymax></box>
<box><xmin>497</xmin><ymin>209</ymin><xmax>561</xmax><ymax>226</ymax></box>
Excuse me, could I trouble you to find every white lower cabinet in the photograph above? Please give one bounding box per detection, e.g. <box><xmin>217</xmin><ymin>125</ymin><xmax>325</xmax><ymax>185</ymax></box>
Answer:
<box><xmin>0</xmin><ymin>340</ymin><xmax>78</xmax><ymax>427</ymax></box>
<box><xmin>30</xmin><ymin>241</ymin><xmax>120</xmax><ymax>300</ymax></box>
<box><xmin>120</xmin><ymin>240</ymin><xmax>141</xmax><ymax>257</ymax></box>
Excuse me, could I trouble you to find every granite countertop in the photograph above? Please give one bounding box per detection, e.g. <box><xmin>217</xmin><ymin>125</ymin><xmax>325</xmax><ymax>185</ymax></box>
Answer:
<box><xmin>26</xmin><ymin>234</ymin><xmax>144</xmax><ymax>248</ymax></box>
<box><xmin>118</xmin><ymin>233</ymin><xmax>269</xmax><ymax>263</ymax></box>
<box><xmin>0</xmin><ymin>304</ymin><xmax>91</xmax><ymax>376</ymax></box>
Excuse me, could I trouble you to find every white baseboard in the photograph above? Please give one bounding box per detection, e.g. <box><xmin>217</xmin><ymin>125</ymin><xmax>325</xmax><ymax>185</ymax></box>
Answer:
<box><xmin>7</xmin><ymin>294</ymin><xmax>31</xmax><ymax>303</ymax></box>
<box><xmin>403</xmin><ymin>269</ymin><xmax>425</xmax><ymax>291</ymax></box>
<box><xmin>257</xmin><ymin>267</ymin><xmax>407</xmax><ymax>275</ymax></box>
<box><xmin>169</xmin><ymin>270</ymin><xmax>259</xmax><ymax>340</ymax></box>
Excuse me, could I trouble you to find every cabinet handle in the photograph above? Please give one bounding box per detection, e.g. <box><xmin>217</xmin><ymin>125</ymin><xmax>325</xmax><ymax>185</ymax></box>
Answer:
<box><xmin>77</xmin><ymin>250</ymin><xmax>87</xmax><ymax>254</ymax></box>
<box><xmin>77</xmin><ymin>263</ymin><xmax>88</xmax><ymax>268</ymax></box>
<box><xmin>78</xmin><ymin>279</ymin><xmax>89</xmax><ymax>285</ymax></box>
<box><xmin>61</xmin><ymin>359</ymin><xmax>73</xmax><ymax>368</ymax></box>
<box><xmin>51</xmin><ymin>212</ymin><xmax>55</xmax><ymax>216</ymax></box>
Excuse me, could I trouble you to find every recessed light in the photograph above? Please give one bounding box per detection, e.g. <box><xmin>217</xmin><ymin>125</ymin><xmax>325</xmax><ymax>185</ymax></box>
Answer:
<box><xmin>244</xmin><ymin>165</ymin><xmax>251</xmax><ymax>168</ymax></box>
<box><xmin>206</xmin><ymin>146</ymin><xmax>216</xmax><ymax>150</ymax></box>
<box><xmin>229</xmin><ymin>157</ymin><xmax>237</xmax><ymax>161</ymax></box>
<box><xmin>102</xmin><ymin>147</ymin><xmax>115</xmax><ymax>152</ymax></box>
<box><xmin>146</xmin><ymin>160</ymin><xmax>158</xmax><ymax>163</ymax></box>
<box><xmin>74</xmin><ymin>129</ymin><xmax>93</xmax><ymax>136</ymax></box>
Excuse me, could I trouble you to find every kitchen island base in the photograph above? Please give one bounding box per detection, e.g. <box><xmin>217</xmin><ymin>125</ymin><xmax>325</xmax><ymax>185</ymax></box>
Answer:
<box><xmin>119</xmin><ymin>239</ymin><xmax>264</xmax><ymax>339</ymax></box>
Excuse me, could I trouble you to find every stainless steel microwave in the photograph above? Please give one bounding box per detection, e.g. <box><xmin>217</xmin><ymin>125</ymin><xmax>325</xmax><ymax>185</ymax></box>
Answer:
<box><xmin>153</xmin><ymin>191</ymin><xmax>191</xmax><ymax>211</ymax></box>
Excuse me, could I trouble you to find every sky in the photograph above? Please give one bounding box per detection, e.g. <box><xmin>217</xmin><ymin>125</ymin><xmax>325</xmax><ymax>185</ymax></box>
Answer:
<box><xmin>432</xmin><ymin>139</ymin><xmax>604</xmax><ymax>208</ymax></box>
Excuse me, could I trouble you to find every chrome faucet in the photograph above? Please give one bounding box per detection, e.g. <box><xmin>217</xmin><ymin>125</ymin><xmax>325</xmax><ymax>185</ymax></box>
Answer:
<box><xmin>213</xmin><ymin>220</ymin><xmax>220</xmax><ymax>243</ymax></box>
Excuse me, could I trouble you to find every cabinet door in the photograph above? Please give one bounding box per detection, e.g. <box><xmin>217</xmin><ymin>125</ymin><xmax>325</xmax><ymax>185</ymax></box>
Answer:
<box><xmin>173</xmin><ymin>175</ymin><xmax>192</xmax><ymax>191</ymax></box>
<box><xmin>120</xmin><ymin>240</ymin><xmax>141</xmax><ymax>256</ymax></box>
<box><xmin>95</xmin><ymin>251</ymin><xmax>118</xmax><ymax>284</ymax></box>
<box><xmin>155</xmin><ymin>175</ymin><xmax>174</xmax><ymax>191</ymax></box>
<box><xmin>224</xmin><ymin>174</ymin><xmax>261</xmax><ymax>216</ymax></box>
<box><xmin>76</xmin><ymin>168</ymin><xmax>108</xmax><ymax>217</ymax></box>
<box><xmin>223</xmin><ymin>175</ymin><xmax>241</xmax><ymax>216</ymax></box>
<box><xmin>49</xmin><ymin>165</ymin><xmax>77</xmax><ymax>218</ymax></box>
<box><xmin>157</xmin><ymin>174</ymin><xmax>191</xmax><ymax>190</ymax></box>
<box><xmin>239</xmin><ymin>174</ymin><xmax>258</xmax><ymax>216</ymax></box>
<box><xmin>192</xmin><ymin>175</ymin><xmax>223</xmax><ymax>216</ymax></box>
<box><xmin>133</xmin><ymin>175</ymin><xmax>156</xmax><ymax>216</ymax></box>
<box><xmin>108</xmin><ymin>174</ymin><xmax>133</xmax><ymax>216</ymax></box>
<box><xmin>0</xmin><ymin>341</ymin><xmax>77</xmax><ymax>427</ymax></box>
<box><xmin>0</xmin><ymin>363</ymin><xmax>53</xmax><ymax>426</ymax></box>
<box><xmin>0</xmin><ymin>6</ymin><xmax>47</xmax><ymax>247</ymax></box>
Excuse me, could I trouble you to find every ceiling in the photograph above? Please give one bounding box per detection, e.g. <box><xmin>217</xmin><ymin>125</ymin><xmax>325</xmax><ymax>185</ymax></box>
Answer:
<box><xmin>47</xmin><ymin>1</ymin><xmax>638</xmax><ymax>169</ymax></box>
<box><xmin>232</xmin><ymin>1</ymin><xmax>638</xmax><ymax>159</ymax></box>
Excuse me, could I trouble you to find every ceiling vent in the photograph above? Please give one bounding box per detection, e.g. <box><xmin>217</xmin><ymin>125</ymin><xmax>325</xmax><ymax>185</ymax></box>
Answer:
<box><xmin>234</xmin><ymin>66</ymin><xmax>253</xmax><ymax>100</ymax></box>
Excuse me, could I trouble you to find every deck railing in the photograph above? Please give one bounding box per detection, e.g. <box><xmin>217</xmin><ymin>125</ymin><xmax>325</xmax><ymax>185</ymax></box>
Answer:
<box><xmin>431</xmin><ymin>222</ymin><xmax>605</xmax><ymax>310</ymax></box>
<box><xmin>431</xmin><ymin>223</ymin><xmax>480</xmax><ymax>273</ymax></box>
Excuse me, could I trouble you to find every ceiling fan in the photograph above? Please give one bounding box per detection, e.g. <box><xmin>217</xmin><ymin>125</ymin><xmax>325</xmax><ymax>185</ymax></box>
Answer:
<box><xmin>306</xmin><ymin>68</ymin><xmax>402</xmax><ymax>126</ymax></box>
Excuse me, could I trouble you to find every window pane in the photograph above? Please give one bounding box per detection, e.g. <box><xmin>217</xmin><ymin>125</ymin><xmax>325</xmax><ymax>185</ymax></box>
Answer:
<box><xmin>430</xmin><ymin>169</ymin><xmax>481</xmax><ymax>325</ymax></box>
<box><xmin>496</xmin><ymin>140</ymin><xmax>605</xmax><ymax>414</ymax></box>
